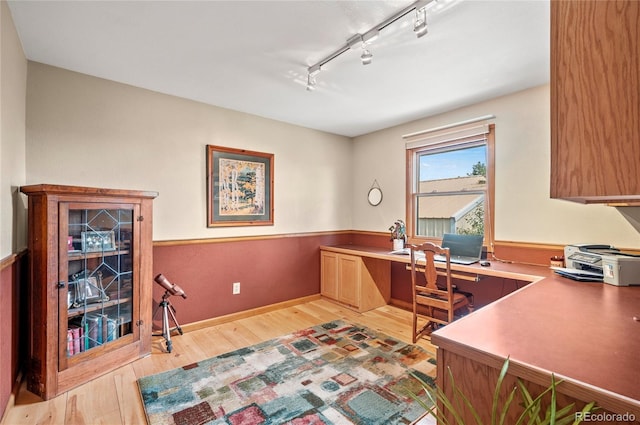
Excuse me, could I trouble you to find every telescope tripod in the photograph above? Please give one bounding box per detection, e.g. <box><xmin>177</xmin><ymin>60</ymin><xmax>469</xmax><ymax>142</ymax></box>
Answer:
<box><xmin>153</xmin><ymin>291</ymin><xmax>183</xmax><ymax>353</ymax></box>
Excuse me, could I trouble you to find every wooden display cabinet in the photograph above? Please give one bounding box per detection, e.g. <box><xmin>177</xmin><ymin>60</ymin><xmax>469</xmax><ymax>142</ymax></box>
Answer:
<box><xmin>20</xmin><ymin>184</ymin><xmax>157</xmax><ymax>400</ymax></box>
<box><xmin>320</xmin><ymin>250</ymin><xmax>390</xmax><ymax>312</ymax></box>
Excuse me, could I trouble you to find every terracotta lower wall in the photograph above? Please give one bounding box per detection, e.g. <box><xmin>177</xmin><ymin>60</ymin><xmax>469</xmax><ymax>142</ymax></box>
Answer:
<box><xmin>152</xmin><ymin>232</ymin><xmax>353</xmax><ymax>326</ymax></box>
<box><xmin>152</xmin><ymin>233</ymin><xmax>562</xmax><ymax>328</ymax></box>
<box><xmin>0</xmin><ymin>253</ymin><xmax>26</xmax><ymax>420</ymax></box>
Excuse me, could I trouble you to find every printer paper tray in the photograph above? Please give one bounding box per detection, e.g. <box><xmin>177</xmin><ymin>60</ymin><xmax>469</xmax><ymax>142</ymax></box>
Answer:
<box><xmin>552</xmin><ymin>267</ymin><xmax>603</xmax><ymax>282</ymax></box>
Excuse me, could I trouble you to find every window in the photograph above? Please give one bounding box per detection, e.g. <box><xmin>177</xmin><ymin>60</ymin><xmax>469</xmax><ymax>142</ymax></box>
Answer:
<box><xmin>404</xmin><ymin>120</ymin><xmax>495</xmax><ymax>246</ymax></box>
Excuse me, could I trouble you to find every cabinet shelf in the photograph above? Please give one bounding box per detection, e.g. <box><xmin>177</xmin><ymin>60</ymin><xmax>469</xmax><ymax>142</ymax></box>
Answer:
<box><xmin>67</xmin><ymin>249</ymin><xmax>130</xmax><ymax>260</ymax></box>
<box><xmin>67</xmin><ymin>297</ymin><xmax>133</xmax><ymax>321</ymax></box>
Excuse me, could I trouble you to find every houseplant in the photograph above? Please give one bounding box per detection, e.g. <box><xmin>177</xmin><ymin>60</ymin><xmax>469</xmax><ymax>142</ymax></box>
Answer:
<box><xmin>390</xmin><ymin>219</ymin><xmax>407</xmax><ymax>251</ymax></box>
<box><xmin>409</xmin><ymin>357</ymin><xmax>598</xmax><ymax>425</ymax></box>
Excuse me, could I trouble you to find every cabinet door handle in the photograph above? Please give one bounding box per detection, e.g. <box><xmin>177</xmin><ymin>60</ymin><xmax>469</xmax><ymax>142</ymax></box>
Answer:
<box><xmin>57</xmin><ymin>281</ymin><xmax>66</xmax><ymax>289</ymax></box>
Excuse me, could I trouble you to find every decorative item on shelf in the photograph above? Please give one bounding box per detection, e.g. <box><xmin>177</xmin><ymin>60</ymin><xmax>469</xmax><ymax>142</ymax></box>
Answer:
<box><xmin>550</xmin><ymin>255</ymin><xmax>564</xmax><ymax>268</ymax></box>
<box><xmin>389</xmin><ymin>219</ymin><xmax>407</xmax><ymax>251</ymax></box>
<box><xmin>68</xmin><ymin>270</ymin><xmax>109</xmax><ymax>308</ymax></box>
<box><xmin>81</xmin><ymin>230</ymin><xmax>116</xmax><ymax>252</ymax></box>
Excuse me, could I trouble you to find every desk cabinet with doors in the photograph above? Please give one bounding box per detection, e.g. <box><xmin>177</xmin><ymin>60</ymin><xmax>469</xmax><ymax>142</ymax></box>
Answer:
<box><xmin>20</xmin><ymin>184</ymin><xmax>157</xmax><ymax>400</ymax></box>
<box><xmin>320</xmin><ymin>250</ymin><xmax>390</xmax><ymax>312</ymax></box>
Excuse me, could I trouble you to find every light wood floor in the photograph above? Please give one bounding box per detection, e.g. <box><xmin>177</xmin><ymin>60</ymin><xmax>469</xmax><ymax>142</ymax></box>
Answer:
<box><xmin>1</xmin><ymin>298</ymin><xmax>437</xmax><ymax>425</ymax></box>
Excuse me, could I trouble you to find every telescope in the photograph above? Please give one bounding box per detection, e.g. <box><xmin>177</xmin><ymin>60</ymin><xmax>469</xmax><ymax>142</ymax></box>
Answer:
<box><xmin>154</xmin><ymin>274</ymin><xmax>187</xmax><ymax>299</ymax></box>
<box><xmin>153</xmin><ymin>273</ymin><xmax>187</xmax><ymax>353</ymax></box>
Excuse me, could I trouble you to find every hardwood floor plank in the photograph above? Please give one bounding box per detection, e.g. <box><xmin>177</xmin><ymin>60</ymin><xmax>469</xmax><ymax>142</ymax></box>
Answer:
<box><xmin>215</xmin><ymin>322</ymin><xmax>262</xmax><ymax>349</ymax></box>
<box><xmin>2</xmin><ymin>300</ymin><xmax>435</xmax><ymax>425</ymax></box>
<box><xmin>65</xmin><ymin>371</ymin><xmax>124</xmax><ymax>424</ymax></box>
<box><xmin>1</xmin><ymin>382</ymin><xmax>67</xmax><ymax>425</ymax></box>
<box><xmin>188</xmin><ymin>326</ymin><xmax>237</xmax><ymax>358</ymax></box>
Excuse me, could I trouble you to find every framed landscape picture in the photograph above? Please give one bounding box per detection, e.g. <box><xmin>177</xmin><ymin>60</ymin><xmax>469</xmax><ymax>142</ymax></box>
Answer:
<box><xmin>207</xmin><ymin>145</ymin><xmax>274</xmax><ymax>227</ymax></box>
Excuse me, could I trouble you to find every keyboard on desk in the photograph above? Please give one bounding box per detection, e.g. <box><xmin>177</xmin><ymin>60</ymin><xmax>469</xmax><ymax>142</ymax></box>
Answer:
<box><xmin>434</xmin><ymin>254</ymin><xmax>480</xmax><ymax>265</ymax></box>
<box><xmin>390</xmin><ymin>249</ymin><xmax>478</xmax><ymax>265</ymax></box>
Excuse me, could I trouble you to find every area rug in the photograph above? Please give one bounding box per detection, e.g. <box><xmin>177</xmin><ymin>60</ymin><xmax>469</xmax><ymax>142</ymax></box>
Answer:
<box><xmin>137</xmin><ymin>320</ymin><xmax>437</xmax><ymax>425</ymax></box>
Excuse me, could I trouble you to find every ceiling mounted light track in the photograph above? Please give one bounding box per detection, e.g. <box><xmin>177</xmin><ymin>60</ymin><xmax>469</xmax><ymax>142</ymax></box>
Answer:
<box><xmin>305</xmin><ymin>0</ymin><xmax>434</xmax><ymax>90</ymax></box>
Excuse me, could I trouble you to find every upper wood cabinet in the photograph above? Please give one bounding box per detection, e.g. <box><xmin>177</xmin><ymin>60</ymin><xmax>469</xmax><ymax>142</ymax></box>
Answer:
<box><xmin>550</xmin><ymin>0</ymin><xmax>640</xmax><ymax>204</ymax></box>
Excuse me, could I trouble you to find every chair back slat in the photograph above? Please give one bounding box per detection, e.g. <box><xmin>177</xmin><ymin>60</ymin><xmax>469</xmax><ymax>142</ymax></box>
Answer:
<box><xmin>409</xmin><ymin>241</ymin><xmax>471</xmax><ymax>343</ymax></box>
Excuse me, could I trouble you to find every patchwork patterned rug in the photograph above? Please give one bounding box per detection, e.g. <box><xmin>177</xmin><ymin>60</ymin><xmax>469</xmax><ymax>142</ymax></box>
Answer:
<box><xmin>137</xmin><ymin>320</ymin><xmax>437</xmax><ymax>425</ymax></box>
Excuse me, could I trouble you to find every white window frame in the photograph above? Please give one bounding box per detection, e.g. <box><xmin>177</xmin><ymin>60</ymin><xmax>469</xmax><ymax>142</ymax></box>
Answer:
<box><xmin>404</xmin><ymin>119</ymin><xmax>495</xmax><ymax>251</ymax></box>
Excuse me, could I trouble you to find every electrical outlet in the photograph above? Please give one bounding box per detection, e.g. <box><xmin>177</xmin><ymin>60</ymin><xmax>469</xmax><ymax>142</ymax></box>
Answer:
<box><xmin>232</xmin><ymin>282</ymin><xmax>241</xmax><ymax>295</ymax></box>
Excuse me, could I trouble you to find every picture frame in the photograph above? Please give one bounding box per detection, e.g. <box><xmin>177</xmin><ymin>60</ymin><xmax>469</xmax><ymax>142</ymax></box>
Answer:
<box><xmin>81</xmin><ymin>230</ymin><xmax>116</xmax><ymax>252</ymax></box>
<box><xmin>207</xmin><ymin>145</ymin><xmax>274</xmax><ymax>227</ymax></box>
<box><xmin>68</xmin><ymin>272</ymin><xmax>109</xmax><ymax>308</ymax></box>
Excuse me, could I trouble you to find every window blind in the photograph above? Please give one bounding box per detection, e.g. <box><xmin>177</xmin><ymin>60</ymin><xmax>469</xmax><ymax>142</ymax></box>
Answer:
<box><xmin>403</xmin><ymin>115</ymin><xmax>495</xmax><ymax>150</ymax></box>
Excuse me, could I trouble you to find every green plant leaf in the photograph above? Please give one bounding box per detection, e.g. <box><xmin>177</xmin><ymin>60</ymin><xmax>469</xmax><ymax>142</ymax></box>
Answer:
<box><xmin>550</xmin><ymin>374</ymin><xmax>557</xmax><ymax>425</ymax></box>
<box><xmin>573</xmin><ymin>402</ymin><xmax>598</xmax><ymax>424</ymax></box>
<box><xmin>514</xmin><ymin>379</ymin><xmax>554</xmax><ymax>425</ymax></box>
<box><xmin>498</xmin><ymin>385</ymin><xmax>518</xmax><ymax>425</ymax></box>
<box><xmin>445</xmin><ymin>366</ymin><xmax>475</xmax><ymax>425</ymax></box>
<box><xmin>491</xmin><ymin>357</ymin><xmax>511</xmax><ymax>425</ymax></box>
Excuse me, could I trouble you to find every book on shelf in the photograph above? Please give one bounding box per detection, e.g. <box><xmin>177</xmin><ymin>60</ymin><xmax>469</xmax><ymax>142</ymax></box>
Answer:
<box><xmin>85</xmin><ymin>314</ymin><xmax>101</xmax><ymax>348</ymax></box>
<box><xmin>67</xmin><ymin>329</ymin><xmax>73</xmax><ymax>356</ymax></box>
<box><xmin>67</xmin><ymin>326</ymin><xmax>83</xmax><ymax>357</ymax></box>
<box><xmin>82</xmin><ymin>312</ymin><xmax>120</xmax><ymax>349</ymax></box>
<box><xmin>106</xmin><ymin>317</ymin><xmax>119</xmax><ymax>341</ymax></box>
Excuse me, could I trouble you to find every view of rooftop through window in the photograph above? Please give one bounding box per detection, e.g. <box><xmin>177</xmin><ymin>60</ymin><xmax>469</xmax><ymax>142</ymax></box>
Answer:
<box><xmin>416</xmin><ymin>144</ymin><xmax>487</xmax><ymax>237</ymax></box>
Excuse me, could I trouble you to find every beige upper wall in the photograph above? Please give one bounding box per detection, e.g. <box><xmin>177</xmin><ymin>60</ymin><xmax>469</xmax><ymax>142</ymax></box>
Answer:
<box><xmin>25</xmin><ymin>62</ymin><xmax>353</xmax><ymax>241</ymax></box>
<box><xmin>1</xmin><ymin>1</ymin><xmax>27</xmax><ymax>259</ymax></box>
<box><xmin>352</xmin><ymin>84</ymin><xmax>640</xmax><ymax>249</ymax></box>
<box><xmin>20</xmin><ymin>62</ymin><xmax>640</xmax><ymax>249</ymax></box>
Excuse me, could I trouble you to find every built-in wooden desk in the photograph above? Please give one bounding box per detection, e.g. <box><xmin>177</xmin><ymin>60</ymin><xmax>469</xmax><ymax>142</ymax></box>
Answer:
<box><xmin>320</xmin><ymin>244</ymin><xmax>640</xmax><ymax>423</ymax></box>
<box><xmin>321</xmin><ymin>244</ymin><xmax>549</xmax><ymax>281</ymax></box>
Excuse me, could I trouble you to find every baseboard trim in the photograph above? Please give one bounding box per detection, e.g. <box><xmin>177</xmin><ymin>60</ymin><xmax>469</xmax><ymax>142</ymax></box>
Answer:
<box><xmin>180</xmin><ymin>294</ymin><xmax>323</xmax><ymax>333</ymax></box>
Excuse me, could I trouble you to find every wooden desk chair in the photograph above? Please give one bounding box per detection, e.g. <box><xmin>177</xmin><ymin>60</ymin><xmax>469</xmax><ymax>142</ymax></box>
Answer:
<box><xmin>410</xmin><ymin>242</ymin><xmax>473</xmax><ymax>343</ymax></box>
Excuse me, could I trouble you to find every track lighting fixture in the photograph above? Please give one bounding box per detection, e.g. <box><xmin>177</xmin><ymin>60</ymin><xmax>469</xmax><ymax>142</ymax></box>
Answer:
<box><xmin>361</xmin><ymin>48</ymin><xmax>373</xmax><ymax>65</ymax></box>
<box><xmin>414</xmin><ymin>7</ymin><xmax>428</xmax><ymax>38</ymax></box>
<box><xmin>306</xmin><ymin>64</ymin><xmax>321</xmax><ymax>91</ymax></box>
<box><xmin>305</xmin><ymin>0</ymin><xmax>434</xmax><ymax>90</ymax></box>
<box><xmin>306</xmin><ymin>73</ymin><xmax>316</xmax><ymax>91</ymax></box>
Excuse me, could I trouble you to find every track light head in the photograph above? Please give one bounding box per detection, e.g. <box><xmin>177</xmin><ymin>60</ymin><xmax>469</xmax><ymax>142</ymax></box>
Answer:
<box><xmin>306</xmin><ymin>75</ymin><xmax>316</xmax><ymax>91</ymax></box>
<box><xmin>361</xmin><ymin>48</ymin><xmax>373</xmax><ymax>65</ymax></box>
<box><xmin>414</xmin><ymin>8</ymin><xmax>428</xmax><ymax>38</ymax></box>
<box><xmin>306</xmin><ymin>65</ymin><xmax>321</xmax><ymax>91</ymax></box>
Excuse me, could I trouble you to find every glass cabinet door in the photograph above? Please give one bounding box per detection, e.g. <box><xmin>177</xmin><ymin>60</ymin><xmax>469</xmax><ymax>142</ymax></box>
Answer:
<box><xmin>58</xmin><ymin>203</ymin><xmax>139</xmax><ymax>369</ymax></box>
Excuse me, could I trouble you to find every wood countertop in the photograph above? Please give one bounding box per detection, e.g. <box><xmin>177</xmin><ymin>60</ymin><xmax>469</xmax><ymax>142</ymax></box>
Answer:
<box><xmin>320</xmin><ymin>244</ymin><xmax>550</xmax><ymax>282</ymax></box>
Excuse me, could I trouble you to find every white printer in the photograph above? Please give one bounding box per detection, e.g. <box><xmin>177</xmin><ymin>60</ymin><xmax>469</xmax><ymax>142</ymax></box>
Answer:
<box><xmin>562</xmin><ymin>244</ymin><xmax>640</xmax><ymax>286</ymax></box>
<box><xmin>601</xmin><ymin>255</ymin><xmax>640</xmax><ymax>286</ymax></box>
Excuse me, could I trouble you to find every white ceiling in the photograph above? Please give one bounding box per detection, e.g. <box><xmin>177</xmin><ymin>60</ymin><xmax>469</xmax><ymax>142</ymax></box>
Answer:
<box><xmin>7</xmin><ymin>0</ymin><xmax>550</xmax><ymax>137</ymax></box>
